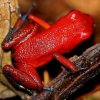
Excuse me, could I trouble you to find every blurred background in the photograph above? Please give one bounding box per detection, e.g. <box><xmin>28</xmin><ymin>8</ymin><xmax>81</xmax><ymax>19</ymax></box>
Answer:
<box><xmin>18</xmin><ymin>0</ymin><xmax>100</xmax><ymax>43</ymax></box>
<box><xmin>0</xmin><ymin>0</ymin><xmax>100</xmax><ymax>99</ymax></box>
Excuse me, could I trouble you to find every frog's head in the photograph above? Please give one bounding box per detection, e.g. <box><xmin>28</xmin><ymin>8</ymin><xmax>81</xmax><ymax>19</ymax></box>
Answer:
<box><xmin>69</xmin><ymin>10</ymin><xmax>94</xmax><ymax>41</ymax></box>
<box><xmin>79</xmin><ymin>13</ymin><xmax>94</xmax><ymax>41</ymax></box>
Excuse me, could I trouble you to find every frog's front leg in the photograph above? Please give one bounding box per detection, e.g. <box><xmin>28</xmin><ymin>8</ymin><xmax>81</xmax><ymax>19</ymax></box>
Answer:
<box><xmin>53</xmin><ymin>53</ymin><xmax>78</xmax><ymax>72</ymax></box>
<box><xmin>3</xmin><ymin>63</ymin><xmax>43</xmax><ymax>93</ymax></box>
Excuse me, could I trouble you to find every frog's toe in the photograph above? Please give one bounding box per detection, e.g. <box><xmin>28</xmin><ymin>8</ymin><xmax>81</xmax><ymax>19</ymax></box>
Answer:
<box><xmin>43</xmin><ymin>86</ymin><xmax>53</xmax><ymax>92</ymax></box>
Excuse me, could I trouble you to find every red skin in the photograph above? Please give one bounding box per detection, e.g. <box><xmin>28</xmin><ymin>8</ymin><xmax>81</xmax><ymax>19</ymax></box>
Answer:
<box><xmin>2</xmin><ymin>10</ymin><xmax>94</xmax><ymax>92</ymax></box>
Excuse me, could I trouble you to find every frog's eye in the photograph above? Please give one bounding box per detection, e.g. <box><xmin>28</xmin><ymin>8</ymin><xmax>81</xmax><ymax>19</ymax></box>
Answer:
<box><xmin>79</xmin><ymin>29</ymin><xmax>93</xmax><ymax>41</ymax></box>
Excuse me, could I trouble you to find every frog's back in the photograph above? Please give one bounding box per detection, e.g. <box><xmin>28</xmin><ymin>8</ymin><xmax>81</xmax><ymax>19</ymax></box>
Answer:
<box><xmin>13</xmin><ymin>10</ymin><xmax>94</xmax><ymax>67</ymax></box>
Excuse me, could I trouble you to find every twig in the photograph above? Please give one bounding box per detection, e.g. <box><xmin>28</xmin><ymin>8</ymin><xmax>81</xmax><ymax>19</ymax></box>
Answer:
<box><xmin>33</xmin><ymin>43</ymin><xmax>100</xmax><ymax>100</ymax></box>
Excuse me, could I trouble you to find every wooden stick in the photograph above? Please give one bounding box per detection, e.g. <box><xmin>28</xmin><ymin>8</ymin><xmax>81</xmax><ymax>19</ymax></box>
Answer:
<box><xmin>33</xmin><ymin>43</ymin><xmax>100</xmax><ymax>100</ymax></box>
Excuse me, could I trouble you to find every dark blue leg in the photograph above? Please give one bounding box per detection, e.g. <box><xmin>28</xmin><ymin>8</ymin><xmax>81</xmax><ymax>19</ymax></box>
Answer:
<box><xmin>43</xmin><ymin>86</ymin><xmax>53</xmax><ymax>92</ymax></box>
<box><xmin>4</xmin><ymin>8</ymin><xmax>32</xmax><ymax>41</ymax></box>
<box><xmin>3</xmin><ymin>69</ymin><xmax>34</xmax><ymax>95</ymax></box>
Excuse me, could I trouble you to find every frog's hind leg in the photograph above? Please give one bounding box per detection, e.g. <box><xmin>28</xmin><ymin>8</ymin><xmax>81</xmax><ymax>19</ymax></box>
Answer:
<box><xmin>2</xmin><ymin>23</ymin><xmax>38</xmax><ymax>51</ymax></box>
<box><xmin>2</xmin><ymin>64</ymin><xmax>43</xmax><ymax>93</ymax></box>
<box><xmin>4</xmin><ymin>8</ymin><xmax>32</xmax><ymax>42</ymax></box>
<box><xmin>3</xmin><ymin>73</ymin><xmax>33</xmax><ymax>95</ymax></box>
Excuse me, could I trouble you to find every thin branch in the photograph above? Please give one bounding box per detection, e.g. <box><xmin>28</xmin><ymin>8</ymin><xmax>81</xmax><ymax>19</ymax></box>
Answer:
<box><xmin>33</xmin><ymin>43</ymin><xmax>100</xmax><ymax>100</ymax></box>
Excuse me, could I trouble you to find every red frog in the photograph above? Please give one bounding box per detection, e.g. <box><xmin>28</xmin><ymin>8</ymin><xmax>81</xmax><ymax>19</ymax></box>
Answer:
<box><xmin>2</xmin><ymin>10</ymin><xmax>94</xmax><ymax>94</ymax></box>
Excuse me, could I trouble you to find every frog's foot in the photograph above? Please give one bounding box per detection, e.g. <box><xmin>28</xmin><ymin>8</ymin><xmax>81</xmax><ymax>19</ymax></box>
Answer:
<box><xmin>2</xmin><ymin>64</ymin><xmax>43</xmax><ymax>93</ymax></box>
<box><xmin>43</xmin><ymin>86</ymin><xmax>53</xmax><ymax>92</ymax></box>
